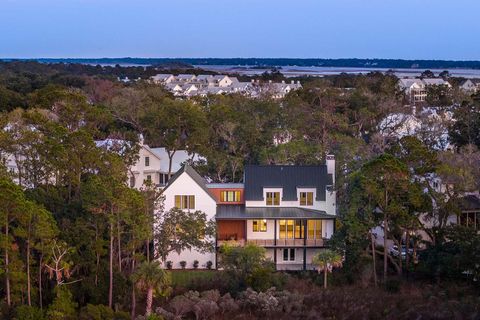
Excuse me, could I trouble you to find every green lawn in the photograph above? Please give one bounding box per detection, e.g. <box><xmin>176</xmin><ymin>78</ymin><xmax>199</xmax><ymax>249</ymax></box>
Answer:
<box><xmin>170</xmin><ymin>270</ymin><xmax>217</xmax><ymax>287</ymax></box>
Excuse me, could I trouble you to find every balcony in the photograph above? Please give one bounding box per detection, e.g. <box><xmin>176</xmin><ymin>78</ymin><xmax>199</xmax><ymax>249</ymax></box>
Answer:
<box><xmin>217</xmin><ymin>238</ymin><xmax>325</xmax><ymax>247</ymax></box>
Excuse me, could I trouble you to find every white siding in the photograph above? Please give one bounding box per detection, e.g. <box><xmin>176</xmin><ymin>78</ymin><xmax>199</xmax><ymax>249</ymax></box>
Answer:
<box><xmin>161</xmin><ymin>172</ymin><xmax>217</xmax><ymax>269</ymax></box>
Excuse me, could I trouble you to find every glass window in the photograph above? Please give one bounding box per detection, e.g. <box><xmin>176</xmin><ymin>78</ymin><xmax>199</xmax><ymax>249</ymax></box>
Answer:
<box><xmin>129</xmin><ymin>176</ymin><xmax>135</xmax><ymax>188</ymax></box>
<box><xmin>266</xmin><ymin>192</ymin><xmax>280</xmax><ymax>206</ymax></box>
<box><xmin>252</xmin><ymin>219</ymin><xmax>267</xmax><ymax>232</ymax></box>
<box><xmin>300</xmin><ymin>192</ymin><xmax>314</xmax><ymax>206</ymax></box>
<box><xmin>174</xmin><ymin>195</ymin><xmax>195</xmax><ymax>210</ymax></box>
<box><xmin>221</xmin><ymin>191</ymin><xmax>241</xmax><ymax>202</ymax></box>
<box><xmin>146</xmin><ymin>175</ymin><xmax>152</xmax><ymax>182</ymax></box>
<box><xmin>279</xmin><ymin>220</ymin><xmax>286</xmax><ymax>239</ymax></box>
<box><xmin>282</xmin><ymin>248</ymin><xmax>295</xmax><ymax>261</ymax></box>
<box><xmin>280</xmin><ymin>220</ymin><xmax>305</xmax><ymax>239</ymax></box>
<box><xmin>145</xmin><ymin>156</ymin><xmax>150</xmax><ymax>166</ymax></box>
<box><xmin>307</xmin><ymin>220</ymin><xmax>323</xmax><ymax>239</ymax></box>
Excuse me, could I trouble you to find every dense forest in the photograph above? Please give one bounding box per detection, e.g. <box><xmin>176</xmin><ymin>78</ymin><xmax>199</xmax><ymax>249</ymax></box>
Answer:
<box><xmin>5</xmin><ymin>58</ymin><xmax>480</xmax><ymax>69</ymax></box>
<box><xmin>0</xmin><ymin>61</ymin><xmax>479</xmax><ymax>319</ymax></box>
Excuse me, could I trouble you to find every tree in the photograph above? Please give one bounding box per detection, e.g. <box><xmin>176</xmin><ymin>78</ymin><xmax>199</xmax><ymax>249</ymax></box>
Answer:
<box><xmin>312</xmin><ymin>250</ymin><xmax>343</xmax><ymax>288</ymax></box>
<box><xmin>154</xmin><ymin>207</ymin><xmax>214</xmax><ymax>263</ymax></box>
<box><xmin>131</xmin><ymin>261</ymin><xmax>171</xmax><ymax>316</ymax></box>
<box><xmin>420</xmin><ymin>70</ymin><xmax>435</xmax><ymax>78</ymax></box>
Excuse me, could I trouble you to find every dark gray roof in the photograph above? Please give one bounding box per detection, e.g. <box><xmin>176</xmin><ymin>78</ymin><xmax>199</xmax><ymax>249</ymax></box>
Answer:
<box><xmin>216</xmin><ymin>205</ymin><xmax>333</xmax><ymax>220</ymax></box>
<box><xmin>244</xmin><ymin>165</ymin><xmax>332</xmax><ymax>201</ymax></box>
<box><xmin>162</xmin><ymin>164</ymin><xmax>216</xmax><ymax>202</ymax></box>
<box><xmin>459</xmin><ymin>195</ymin><xmax>480</xmax><ymax>211</ymax></box>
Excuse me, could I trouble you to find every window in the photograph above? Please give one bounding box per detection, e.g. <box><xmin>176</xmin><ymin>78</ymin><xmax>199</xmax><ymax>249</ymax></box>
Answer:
<box><xmin>129</xmin><ymin>176</ymin><xmax>135</xmax><ymax>188</ymax></box>
<box><xmin>279</xmin><ymin>220</ymin><xmax>304</xmax><ymax>239</ymax></box>
<box><xmin>283</xmin><ymin>248</ymin><xmax>295</xmax><ymax>261</ymax></box>
<box><xmin>299</xmin><ymin>192</ymin><xmax>313</xmax><ymax>206</ymax></box>
<box><xmin>252</xmin><ymin>219</ymin><xmax>267</xmax><ymax>232</ymax></box>
<box><xmin>145</xmin><ymin>156</ymin><xmax>150</xmax><ymax>167</ymax></box>
<box><xmin>307</xmin><ymin>220</ymin><xmax>322</xmax><ymax>239</ymax></box>
<box><xmin>146</xmin><ymin>175</ymin><xmax>152</xmax><ymax>182</ymax></box>
<box><xmin>459</xmin><ymin>212</ymin><xmax>479</xmax><ymax>230</ymax></box>
<box><xmin>266</xmin><ymin>192</ymin><xmax>280</xmax><ymax>206</ymax></box>
<box><xmin>221</xmin><ymin>191</ymin><xmax>241</xmax><ymax>202</ymax></box>
<box><xmin>174</xmin><ymin>195</ymin><xmax>195</xmax><ymax>210</ymax></box>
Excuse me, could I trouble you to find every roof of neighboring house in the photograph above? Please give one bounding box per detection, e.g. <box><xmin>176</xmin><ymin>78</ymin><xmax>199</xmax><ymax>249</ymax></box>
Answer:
<box><xmin>206</xmin><ymin>183</ymin><xmax>244</xmax><ymax>189</ymax></box>
<box><xmin>244</xmin><ymin>165</ymin><xmax>332</xmax><ymax>201</ymax></box>
<box><xmin>176</xmin><ymin>74</ymin><xmax>196</xmax><ymax>80</ymax></box>
<box><xmin>422</xmin><ymin>78</ymin><xmax>450</xmax><ymax>86</ymax></box>
<box><xmin>459</xmin><ymin>194</ymin><xmax>480</xmax><ymax>211</ymax></box>
<box><xmin>151</xmin><ymin>74</ymin><xmax>173</xmax><ymax>80</ymax></box>
<box><xmin>216</xmin><ymin>205</ymin><xmax>332</xmax><ymax>219</ymax></box>
<box><xmin>162</xmin><ymin>164</ymin><xmax>216</xmax><ymax>201</ymax></box>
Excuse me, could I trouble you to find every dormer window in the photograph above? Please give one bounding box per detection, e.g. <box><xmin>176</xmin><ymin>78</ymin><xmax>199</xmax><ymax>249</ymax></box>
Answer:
<box><xmin>299</xmin><ymin>192</ymin><xmax>313</xmax><ymax>206</ymax></box>
<box><xmin>221</xmin><ymin>191</ymin><xmax>241</xmax><ymax>202</ymax></box>
<box><xmin>266</xmin><ymin>192</ymin><xmax>280</xmax><ymax>206</ymax></box>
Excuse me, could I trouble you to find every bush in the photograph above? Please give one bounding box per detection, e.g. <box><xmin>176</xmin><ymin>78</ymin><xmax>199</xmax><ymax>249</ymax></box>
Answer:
<box><xmin>206</xmin><ymin>261</ymin><xmax>213</xmax><ymax>270</ymax></box>
<box><xmin>166</xmin><ymin>261</ymin><xmax>173</xmax><ymax>270</ymax></box>
<box><xmin>14</xmin><ymin>305</ymin><xmax>45</xmax><ymax>320</ymax></box>
<box><xmin>79</xmin><ymin>304</ymin><xmax>113</xmax><ymax>320</ymax></box>
<box><xmin>46</xmin><ymin>286</ymin><xmax>78</xmax><ymax>320</ymax></box>
<box><xmin>193</xmin><ymin>260</ymin><xmax>199</xmax><ymax>269</ymax></box>
<box><xmin>385</xmin><ymin>279</ymin><xmax>401</xmax><ymax>293</ymax></box>
<box><xmin>180</xmin><ymin>261</ymin><xmax>187</xmax><ymax>269</ymax></box>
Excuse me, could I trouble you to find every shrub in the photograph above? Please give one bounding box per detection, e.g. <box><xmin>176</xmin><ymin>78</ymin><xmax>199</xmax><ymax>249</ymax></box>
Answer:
<box><xmin>14</xmin><ymin>305</ymin><xmax>45</xmax><ymax>320</ymax></box>
<box><xmin>385</xmin><ymin>279</ymin><xmax>401</xmax><ymax>293</ymax></box>
<box><xmin>46</xmin><ymin>286</ymin><xmax>78</xmax><ymax>320</ymax></box>
<box><xmin>193</xmin><ymin>260</ymin><xmax>199</xmax><ymax>269</ymax></box>
<box><xmin>180</xmin><ymin>261</ymin><xmax>187</xmax><ymax>269</ymax></box>
<box><xmin>206</xmin><ymin>261</ymin><xmax>213</xmax><ymax>270</ymax></box>
<box><xmin>79</xmin><ymin>304</ymin><xmax>114</xmax><ymax>320</ymax></box>
<box><xmin>166</xmin><ymin>261</ymin><xmax>173</xmax><ymax>270</ymax></box>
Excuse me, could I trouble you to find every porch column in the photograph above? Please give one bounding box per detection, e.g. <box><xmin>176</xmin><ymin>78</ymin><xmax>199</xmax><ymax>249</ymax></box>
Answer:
<box><xmin>274</xmin><ymin>219</ymin><xmax>277</xmax><ymax>267</ymax></box>
<box><xmin>303</xmin><ymin>219</ymin><xmax>307</xmax><ymax>271</ymax></box>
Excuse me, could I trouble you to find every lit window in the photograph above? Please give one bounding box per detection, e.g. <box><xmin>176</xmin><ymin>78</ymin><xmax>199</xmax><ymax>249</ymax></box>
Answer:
<box><xmin>299</xmin><ymin>192</ymin><xmax>313</xmax><ymax>206</ymax></box>
<box><xmin>307</xmin><ymin>220</ymin><xmax>322</xmax><ymax>239</ymax></box>
<box><xmin>221</xmin><ymin>191</ymin><xmax>241</xmax><ymax>202</ymax></box>
<box><xmin>174</xmin><ymin>195</ymin><xmax>195</xmax><ymax>210</ymax></box>
<box><xmin>283</xmin><ymin>248</ymin><xmax>295</xmax><ymax>261</ymax></box>
<box><xmin>252</xmin><ymin>219</ymin><xmax>267</xmax><ymax>232</ymax></box>
<box><xmin>145</xmin><ymin>156</ymin><xmax>150</xmax><ymax>166</ymax></box>
<box><xmin>279</xmin><ymin>220</ymin><xmax>304</xmax><ymax>239</ymax></box>
<box><xmin>266</xmin><ymin>192</ymin><xmax>280</xmax><ymax>206</ymax></box>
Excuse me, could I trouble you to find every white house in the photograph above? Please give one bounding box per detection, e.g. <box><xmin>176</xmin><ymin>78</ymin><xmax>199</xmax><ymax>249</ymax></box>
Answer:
<box><xmin>398</xmin><ymin>78</ymin><xmax>451</xmax><ymax>104</ymax></box>
<box><xmin>161</xmin><ymin>156</ymin><xmax>337</xmax><ymax>270</ymax></box>
<box><xmin>459</xmin><ymin>79</ymin><xmax>480</xmax><ymax>93</ymax></box>
<box><xmin>151</xmin><ymin>74</ymin><xmax>175</xmax><ymax>84</ymax></box>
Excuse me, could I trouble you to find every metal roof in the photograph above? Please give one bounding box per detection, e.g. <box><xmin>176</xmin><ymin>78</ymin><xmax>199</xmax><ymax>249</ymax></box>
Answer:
<box><xmin>206</xmin><ymin>183</ymin><xmax>244</xmax><ymax>189</ymax></box>
<box><xmin>216</xmin><ymin>205</ymin><xmax>333</xmax><ymax>220</ymax></box>
<box><xmin>243</xmin><ymin>165</ymin><xmax>332</xmax><ymax>201</ymax></box>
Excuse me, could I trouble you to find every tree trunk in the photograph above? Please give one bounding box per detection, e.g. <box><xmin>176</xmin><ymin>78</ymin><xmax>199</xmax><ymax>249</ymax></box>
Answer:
<box><xmin>109</xmin><ymin>221</ymin><xmax>114</xmax><ymax>309</ymax></box>
<box><xmin>167</xmin><ymin>150</ymin><xmax>176</xmax><ymax>179</ymax></box>
<box><xmin>117</xmin><ymin>217</ymin><xmax>122</xmax><ymax>272</ymax></box>
<box><xmin>130</xmin><ymin>254</ymin><xmax>136</xmax><ymax>320</ymax></box>
<box><xmin>145</xmin><ymin>287</ymin><xmax>153</xmax><ymax>316</ymax></box>
<box><xmin>371</xmin><ymin>232</ymin><xmax>377</xmax><ymax>287</ymax></box>
<box><xmin>405</xmin><ymin>231</ymin><xmax>410</xmax><ymax>274</ymax></box>
<box><xmin>26</xmin><ymin>239</ymin><xmax>31</xmax><ymax>306</ymax></box>
<box><xmin>39</xmin><ymin>252</ymin><xmax>43</xmax><ymax>309</ymax></box>
<box><xmin>383</xmin><ymin>217</ymin><xmax>388</xmax><ymax>282</ymax></box>
<box><xmin>5</xmin><ymin>215</ymin><xmax>11</xmax><ymax>307</ymax></box>
<box><xmin>323</xmin><ymin>267</ymin><xmax>328</xmax><ymax>289</ymax></box>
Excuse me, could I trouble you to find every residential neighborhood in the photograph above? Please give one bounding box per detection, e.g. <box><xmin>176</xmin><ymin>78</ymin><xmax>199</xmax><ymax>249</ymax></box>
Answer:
<box><xmin>151</xmin><ymin>73</ymin><xmax>302</xmax><ymax>98</ymax></box>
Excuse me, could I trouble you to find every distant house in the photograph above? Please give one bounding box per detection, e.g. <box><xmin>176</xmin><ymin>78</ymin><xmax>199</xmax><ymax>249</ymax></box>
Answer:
<box><xmin>151</xmin><ymin>74</ymin><xmax>175</xmax><ymax>84</ymax></box>
<box><xmin>459</xmin><ymin>79</ymin><xmax>480</xmax><ymax>93</ymax></box>
<box><xmin>398</xmin><ymin>78</ymin><xmax>451</xmax><ymax>104</ymax></box>
<box><xmin>176</xmin><ymin>74</ymin><xmax>197</xmax><ymax>82</ymax></box>
<box><xmin>161</xmin><ymin>156</ymin><xmax>337</xmax><ymax>270</ymax></box>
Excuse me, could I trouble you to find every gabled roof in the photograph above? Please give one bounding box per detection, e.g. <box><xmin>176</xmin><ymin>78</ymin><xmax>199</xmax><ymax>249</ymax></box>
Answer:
<box><xmin>162</xmin><ymin>164</ymin><xmax>216</xmax><ymax>201</ymax></box>
<box><xmin>244</xmin><ymin>165</ymin><xmax>332</xmax><ymax>201</ymax></box>
<box><xmin>216</xmin><ymin>205</ymin><xmax>332</xmax><ymax>219</ymax></box>
<box><xmin>459</xmin><ymin>194</ymin><xmax>480</xmax><ymax>211</ymax></box>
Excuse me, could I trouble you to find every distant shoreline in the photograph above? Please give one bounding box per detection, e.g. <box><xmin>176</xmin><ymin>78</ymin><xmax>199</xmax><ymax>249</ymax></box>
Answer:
<box><xmin>2</xmin><ymin>57</ymin><xmax>480</xmax><ymax>70</ymax></box>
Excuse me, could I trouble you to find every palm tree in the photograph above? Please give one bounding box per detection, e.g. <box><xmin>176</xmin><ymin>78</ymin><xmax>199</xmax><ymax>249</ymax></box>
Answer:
<box><xmin>312</xmin><ymin>249</ymin><xmax>343</xmax><ymax>289</ymax></box>
<box><xmin>131</xmin><ymin>261</ymin><xmax>171</xmax><ymax>316</ymax></box>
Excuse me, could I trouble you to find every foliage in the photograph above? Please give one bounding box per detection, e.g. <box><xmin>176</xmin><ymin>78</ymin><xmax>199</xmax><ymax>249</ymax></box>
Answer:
<box><xmin>13</xmin><ymin>305</ymin><xmax>45</xmax><ymax>320</ymax></box>
<box><xmin>46</xmin><ymin>286</ymin><xmax>78</xmax><ymax>320</ymax></box>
